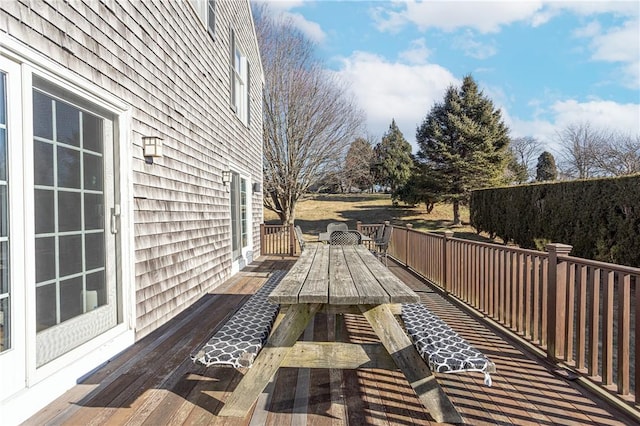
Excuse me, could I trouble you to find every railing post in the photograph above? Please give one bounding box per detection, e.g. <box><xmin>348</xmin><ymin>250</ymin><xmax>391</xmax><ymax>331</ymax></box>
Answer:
<box><xmin>405</xmin><ymin>224</ymin><xmax>413</xmax><ymax>267</ymax></box>
<box><xmin>443</xmin><ymin>231</ymin><xmax>454</xmax><ymax>294</ymax></box>
<box><xmin>260</xmin><ymin>224</ymin><xmax>265</xmax><ymax>256</ymax></box>
<box><xmin>289</xmin><ymin>224</ymin><xmax>295</xmax><ymax>256</ymax></box>
<box><xmin>546</xmin><ymin>243</ymin><xmax>572</xmax><ymax>362</ymax></box>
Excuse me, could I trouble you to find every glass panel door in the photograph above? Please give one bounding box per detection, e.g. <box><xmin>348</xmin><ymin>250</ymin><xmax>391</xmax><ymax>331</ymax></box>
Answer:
<box><xmin>33</xmin><ymin>88</ymin><xmax>117</xmax><ymax>367</ymax></box>
<box><xmin>230</xmin><ymin>172</ymin><xmax>247</xmax><ymax>261</ymax></box>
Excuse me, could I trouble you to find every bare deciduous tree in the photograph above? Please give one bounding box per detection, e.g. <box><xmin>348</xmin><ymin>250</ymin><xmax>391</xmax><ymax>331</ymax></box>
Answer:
<box><xmin>557</xmin><ymin>122</ymin><xmax>639</xmax><ymax>179</ymax></box>
<box><xmin>594</xmin><ymin>133</ymin><xmax>640</xmax><ymax>176</ymax></box>
<box><xmin>343</xmin><ymin>137</ymin><xmax>374</xmax><ymax>192</ymax></box>
<box><xmin>509</xmin><ymin>136</ymin><xmax>543</xmax><ymax>181</ymax></box>
<box><xmin>255</xmin><ymin>7</ymin><xmax>364</xmax><ymax>224</ymax></box>
<box><xmin>556</xmin><ymin>122</ymin><xmax>605</xmax><ymax>179</ymax></box>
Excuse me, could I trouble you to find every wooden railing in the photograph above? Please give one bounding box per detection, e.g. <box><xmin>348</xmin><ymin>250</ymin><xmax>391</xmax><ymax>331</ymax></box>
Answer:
<box><xmin>259</xmin><ymin>221</ymin><xmax>639</xmax><ymax>407</ymax></box>
<box><xmin>386</xmin><ymin>225</ymin><xmax>640</xmax><ymax>407</ymax></box>
<box><xmin>260</xmin><ymin>224</ymin><xmax>296</xmax><ymax>256</ymax></box>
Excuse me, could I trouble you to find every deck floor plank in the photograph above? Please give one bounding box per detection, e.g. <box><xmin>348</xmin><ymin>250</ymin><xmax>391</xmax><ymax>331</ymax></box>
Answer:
<box><xmin>21</xmin><ymin>256</ymin><xmax>638</xmax><ymax>426</ymax></box>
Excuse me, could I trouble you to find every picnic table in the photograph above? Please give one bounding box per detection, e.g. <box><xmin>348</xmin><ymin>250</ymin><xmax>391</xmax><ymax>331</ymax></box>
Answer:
<box><xmin>218</xmin><ymin>244</ymin><xmax>462</xmax><ymax>423</ymax></box>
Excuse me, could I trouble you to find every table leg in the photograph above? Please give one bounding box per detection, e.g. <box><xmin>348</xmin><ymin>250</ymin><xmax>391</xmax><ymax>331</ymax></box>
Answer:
<box><xmin>218</xmin><ymin>303</ymin><xmax>322</xmax><ymax>417</ymax></box>
<box><xmin>359</xmin><ymin>304</ymin><xmax>463</xmax><ymax>424</ymax></box>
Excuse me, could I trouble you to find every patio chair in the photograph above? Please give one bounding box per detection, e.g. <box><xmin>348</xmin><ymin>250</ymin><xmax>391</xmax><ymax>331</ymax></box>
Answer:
<box><xmin>373</xmin><ymin>224</ymin><xmax>393</xmax><ymax>266</ymax></box>
<box><xmin>326</xmin><ymin>222</ymin><xmax>348</xmax><ymax>234</ymax></box>
<box><xmin>372</xmin><ymin>224</ymin><xmax>386</xmax><ymax>242</ymax></box>
<box><xmin>329</xmin><ymin>230</ymin><xmax>362</xmax><ymax>245</ymax></box>
<box><xmin>294</xmin><ymin>225</ymin><xmax>306</xmax><ymax>251</ymax></box>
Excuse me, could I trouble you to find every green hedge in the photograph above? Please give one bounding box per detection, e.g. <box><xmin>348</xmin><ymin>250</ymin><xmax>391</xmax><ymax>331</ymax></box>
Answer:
<box><xmin>470</xmin><ymin>174</ymin><xmax>640</xmax><ymax>267</ymax></box>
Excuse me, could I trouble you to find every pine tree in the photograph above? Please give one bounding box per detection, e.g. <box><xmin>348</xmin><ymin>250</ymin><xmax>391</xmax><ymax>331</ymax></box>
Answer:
<box><xmin>416</xmin><ymin>75</ymin><xmax>510</xmax><ymax>225</ymax></box>
<box><xmin>535</xmin><ymin>151</ymin><xmax>558</xmax><ymax>181</ymax></box>
<box><xmin>373</xmin><ymin>119</ymin><xmax>413</xmax><ymax>202</ymax></box>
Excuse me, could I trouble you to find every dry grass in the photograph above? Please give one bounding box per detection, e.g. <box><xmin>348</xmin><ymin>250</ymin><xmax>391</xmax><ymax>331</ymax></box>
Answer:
<box><xmin>264</xmin><ymin>193</ymin><xmax>492</xmax><ymax>242</ymax></box>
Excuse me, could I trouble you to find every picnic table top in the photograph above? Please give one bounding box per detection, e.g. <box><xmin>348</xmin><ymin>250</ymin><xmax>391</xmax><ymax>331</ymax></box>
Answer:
<box><xmin>268</xmin><ymin>244</ymin><xmax>419</xmax><ymax>305</ymax></box>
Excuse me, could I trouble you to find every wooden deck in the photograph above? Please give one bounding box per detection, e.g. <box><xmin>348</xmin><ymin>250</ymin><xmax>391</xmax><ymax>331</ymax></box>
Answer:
<box><xmin>24</xmin><ymin>256</ymin><xmax>638</xmax><ymax>425</ymax></box>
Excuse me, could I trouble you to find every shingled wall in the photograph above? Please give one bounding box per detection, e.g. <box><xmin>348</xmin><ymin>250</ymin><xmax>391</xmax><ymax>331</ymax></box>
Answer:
<box><xmin>0</xmin><ymin>0</ymin><xmax>264</xmax><ymax>338</ymax></box>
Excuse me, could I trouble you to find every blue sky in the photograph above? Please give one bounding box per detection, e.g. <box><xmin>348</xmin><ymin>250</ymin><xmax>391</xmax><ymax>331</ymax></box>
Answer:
<box><xmin>260</xmin><ymin>0</ymin><xmax>640</xmax><ymax>154</ymax></box>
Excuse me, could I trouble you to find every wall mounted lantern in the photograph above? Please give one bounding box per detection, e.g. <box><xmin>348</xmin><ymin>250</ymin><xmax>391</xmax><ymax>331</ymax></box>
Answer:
<box><xmin>222</xmin><ymin>170</ymin><xmax>232</xmax><ymax>185</ymax></box>
<box><xmin>142</xmin><ymin>136</ymin><xmax>163</xmax><ymax>164</ymax></box>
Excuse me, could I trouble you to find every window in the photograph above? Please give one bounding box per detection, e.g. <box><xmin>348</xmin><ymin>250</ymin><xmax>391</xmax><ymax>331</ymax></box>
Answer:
<box><xmin>230</xmin><ymin>29</ymin><xmax>250</xmax><ymax>125</ymax></box>
<box><xmin>189</xmin><ymin>0</ymin><xmax>215</xmax><ymax>38</ymax></box>
<box><xmin>207</xmin><ymin>0</ymin><xmax>215</xmax><ymax>38</ymax></box>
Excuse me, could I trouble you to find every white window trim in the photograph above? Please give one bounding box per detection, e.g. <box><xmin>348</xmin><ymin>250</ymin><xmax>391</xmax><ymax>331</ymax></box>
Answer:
<box><xmin>228</xmin><ymin>164</ymin><xmax>253</xmax><ymax>274</ymax></box>
<box><xmin>230</xmin><ymin>29</ymin><xmax>249</xmax><ymax>126</ymax></box>
<box><xmin>188</xmin><ymin>0</ymin><xmax>215</xmax><ymax>38</ymax></box>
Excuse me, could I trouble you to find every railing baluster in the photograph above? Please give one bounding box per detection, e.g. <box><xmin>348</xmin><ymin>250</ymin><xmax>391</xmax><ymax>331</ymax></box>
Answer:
<box><xmin>602</xmin><ymin>269</ymin><xmax>614</xmax><ymax>385</ymax></box>
<box><xmin>576</xmin><ymin>265</ymin><xmax>587</xmax><ymax>371</ymax></box>
<box><xmin>589</xmin><ymin>268</ymin><xmax>601</xmax><ymax>378</ymax></box>
<box><xmin>617</xmin><ymin>272</ymin><xmax>630</xmax><ymax>395</ymax></box>
<box><xmin>566</xmin><ymin>261</ymin><xmax>576</xmax><ymax>364</ymax></box>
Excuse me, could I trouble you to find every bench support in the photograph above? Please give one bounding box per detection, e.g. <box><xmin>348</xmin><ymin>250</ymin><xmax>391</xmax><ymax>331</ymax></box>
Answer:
<box><xmin>218</xmin><ymin>303</ymin><xmax>322</xmax><ymax>417</ymax></box>
<box><xmin>360</xmin><ymin>304</ymin><xmax>463</xmax><ymax>424</ymax></box>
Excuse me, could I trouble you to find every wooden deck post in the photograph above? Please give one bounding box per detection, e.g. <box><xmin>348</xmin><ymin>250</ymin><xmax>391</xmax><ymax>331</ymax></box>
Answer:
<box><xmin>442</xmin><ymin>231</ymin><xmax>454</xmax><ymax>294</ymax></box>
<box><xmin>546</xmin><ymin>243</ymin><xmax>572</xmax><ymax>362</ymax></box>
<box><xmin>260</xmin><ymin>224</ymin><xmax>265</xmax><ymax>256</ymax></box>
<box><xmin>289</xmin><ymin>224</ymin><xmax>296</xmax><ymax>256</ymax></box>
<box><xmin>405</xmin><ymin>224</ymin><xmax>413</xmax><ymax>267</ymax></box>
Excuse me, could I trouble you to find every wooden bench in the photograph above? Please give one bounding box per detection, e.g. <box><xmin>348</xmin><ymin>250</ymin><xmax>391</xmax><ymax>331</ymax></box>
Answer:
<box><xmin>401</xmin><ymin>303</ymin><xmax>496</xmax><ymax>386</ymax></box>
<box><xmin>190</xmin><ymin>270</ymin><xmax>286</xmax><ymax>368</ymax></box>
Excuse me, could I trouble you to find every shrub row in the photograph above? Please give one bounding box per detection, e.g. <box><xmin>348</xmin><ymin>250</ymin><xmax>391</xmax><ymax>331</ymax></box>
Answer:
<box><xmin>469</xmin><ymin>174</ymin><xmax>640</xmax><ymax>267</ymax></box>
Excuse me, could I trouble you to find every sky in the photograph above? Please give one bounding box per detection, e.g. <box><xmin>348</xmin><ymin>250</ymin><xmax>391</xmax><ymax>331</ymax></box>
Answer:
<box><xmin>259</xmin><ymin>0</ymin><xmax>640</xmax><ymax>155</ymax></box>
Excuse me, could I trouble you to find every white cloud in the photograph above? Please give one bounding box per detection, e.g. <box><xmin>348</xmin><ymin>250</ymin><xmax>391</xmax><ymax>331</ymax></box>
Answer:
<box><xmin>452</xmin><ymin>30</ymin><xmax>498</xmax><ymax>59</ymax></box>
<box><xmin>551</xmin><ymin>99</ymin><xmax>640</xmax><ymax>132</ymax></box>
<box><xmin>372</xmin><ymin>1</ymin><xmax>545</xmax><ymax>34</ymax></box>
<box><xmin>586</xmin><ymin>18</ymin><xmax>640</xmax><ymax>89</ymax></box>
<box><xmin>332</xmin><ymin>51</ymin><xmax>458</xmax><ymax>151</ymax></box>
<box><xmin>257</xmin><ymin>0</ymin><xmax>327</xmax><ymax>43</ymax></box>
<box><xmin>398</xmin><ymin>38</ymin><xmax>431</xmax><ymax>64</ymax></box>
<box><xmin>507</xmin><ymin>99</ymin><xmax>640</xmax><ymax>154</ymax></box>
<box><xmin>372</xmin><ymin>1</ymin><xmax>639</xmax><ymax>34</ymax></box>
<box><xmin>284</xmin><ymin>12</ymin><xmax>326</xmax><ymax>43</ymax></box>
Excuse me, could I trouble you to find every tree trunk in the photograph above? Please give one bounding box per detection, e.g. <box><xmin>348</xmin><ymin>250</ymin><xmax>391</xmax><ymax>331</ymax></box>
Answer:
<box><xmin>452</xmin><ymin>200</ymin><xmax>461</xmax><ymax>226</ymax></box>
<box><xmin>279</xmin><ymin>202</ymin><xmax>296</xmax><ymax>226</ymax></box>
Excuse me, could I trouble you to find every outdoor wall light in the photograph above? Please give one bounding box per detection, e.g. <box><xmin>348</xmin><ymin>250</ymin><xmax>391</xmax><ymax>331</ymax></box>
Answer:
<box><xmin>142</xmin><ymin>136</ymin><xmax>163</xmax><ymax>159</ymax></box>
<box><xmin>222</xmin><ymin>170</ymin><xmax>232</xmax><ymax>185</ymax></box>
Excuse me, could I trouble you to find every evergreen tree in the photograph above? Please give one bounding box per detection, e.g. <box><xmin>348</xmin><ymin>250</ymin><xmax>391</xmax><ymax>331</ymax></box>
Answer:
<box><xmin>506</xmin><ymin>150</ymin><xmax>529</xmax><ymax>184</ymax></box>
<box><xmin>373</xmin><ymin>119</ymin><xmax>413</xmax><ymax>202</ymax></box>
<box><xmin>416</xmin><ymin>75</ymin><xmax>510</xmax><ymax>225</ymax></box>
<box><xmin>535</xmin><ymin>151</ymin><xmax>558</xmax><ymax>181</ymax></box>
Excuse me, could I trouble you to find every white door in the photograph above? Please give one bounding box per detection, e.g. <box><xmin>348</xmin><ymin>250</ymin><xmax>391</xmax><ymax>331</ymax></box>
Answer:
<box><xmin>32</xmin><ymin>83</ymin><xmax>118</xmax><ymax>367</ymax></box>
<box><xmin>0</xmin><ymin>56</ymin><xmax>26</xmax><ymax>400</ymax></box>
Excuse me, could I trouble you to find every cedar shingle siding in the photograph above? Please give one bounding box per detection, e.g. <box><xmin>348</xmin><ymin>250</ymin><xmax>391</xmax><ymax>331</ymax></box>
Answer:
<box><xmin>0</xmin><ymin>0</ymin><xmax>263</xmax><ymax>339</ymax></box>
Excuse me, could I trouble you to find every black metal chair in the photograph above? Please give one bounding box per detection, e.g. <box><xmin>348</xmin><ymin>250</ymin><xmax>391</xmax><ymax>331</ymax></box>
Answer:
<box><xmin>372</xmin><ymin>224</ymin><xmax>386</xmax><ymax>243</ymax></box>
<box><xmin>373</xmin><ymin>225</ymin><xmax>393</xmax><ymax>266</ymax></box>
<box><xmin>326</xmin><ymin>222</ymin><xmax>348</xmax><ymax>234</ymax></box>
<box><xmin>329</xmin><ymin>230</ymin><xmax>362</xmax><ymax>245</ymax></box>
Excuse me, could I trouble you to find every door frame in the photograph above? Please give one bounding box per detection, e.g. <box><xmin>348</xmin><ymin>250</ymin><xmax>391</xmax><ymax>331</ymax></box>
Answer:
<box><xmin>0</xmin><ymin>33</ymin><xmax>136</xmax><ymax>414</ymax></box>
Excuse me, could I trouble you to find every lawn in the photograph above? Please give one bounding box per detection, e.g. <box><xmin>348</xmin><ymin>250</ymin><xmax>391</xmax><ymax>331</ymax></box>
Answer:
<box><xmin>263</xmin><ymin>193</ymin><xmax>492</xmax><ymax>242</ymax></box>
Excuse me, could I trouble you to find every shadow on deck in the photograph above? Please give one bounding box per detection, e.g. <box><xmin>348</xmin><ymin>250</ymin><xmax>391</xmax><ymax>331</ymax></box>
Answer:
<box><xmin>24</xmin><ymin>256</ymin><xmax>637</xmax><ymax>425</ymax></box>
